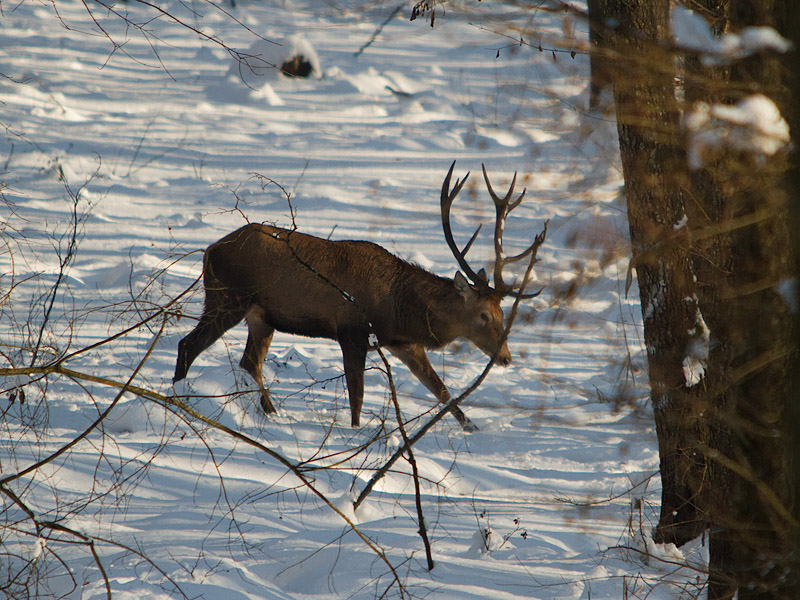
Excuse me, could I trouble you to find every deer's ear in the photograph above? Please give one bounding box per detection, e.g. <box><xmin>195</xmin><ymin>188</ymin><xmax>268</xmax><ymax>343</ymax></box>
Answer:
<box><xmin>476</xmin><ymin>268</ymin><xmax>488</xmax><ymax>284</ymax></box>
<box><xmin>454</xmin><ymin>271</ymin><xmax>474</xmax><ymax>300</ymax></box>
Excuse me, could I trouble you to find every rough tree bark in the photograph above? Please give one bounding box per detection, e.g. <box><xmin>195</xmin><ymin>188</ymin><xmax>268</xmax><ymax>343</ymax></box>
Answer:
<box><xmin>674</xmin><ymin>1</ymin><xmax>795</xmax><ymax>597</ymax></box>
<box><xmin>787</xmin><ymin>6</ymin><xmax>800</xmax><ymax>599</ymax></box>
<box><xmin>598</xmin><ymin>0</ymin><xmax>796</xmax><ymax>596</ymax></box>
<box><xmin>600</xmin><ymin>0</ymin><xmax>710</xmax><ymax>547</ymax></box>
<box><xmin>599</xmin><ymin>2</ymin><xmax>797</xmax><ymax>596</ymax></box>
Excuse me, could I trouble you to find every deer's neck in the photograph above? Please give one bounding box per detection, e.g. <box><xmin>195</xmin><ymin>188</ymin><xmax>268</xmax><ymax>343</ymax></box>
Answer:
<box><xmin>396</xmin><ymin>273</ymin><xmax>464</xmax><ymax>348</ymax></box>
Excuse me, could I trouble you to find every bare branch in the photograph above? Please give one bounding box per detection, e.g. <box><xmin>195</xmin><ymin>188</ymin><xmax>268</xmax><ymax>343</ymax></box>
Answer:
<box><xmin>375</xmin><ymin>345</ymin><xmax>434</xmax><ymax>571</ymax></box>
<box><xmin>354</xmin><ymin>242</ymin><xmax>539</xmax><ymax>511</ymax></box>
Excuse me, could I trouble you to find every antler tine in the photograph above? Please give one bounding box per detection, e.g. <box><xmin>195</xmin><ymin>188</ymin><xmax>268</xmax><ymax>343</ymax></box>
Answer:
<box><xmin>507</xmin><ymin>188</ymin><xmax>527</xmax><ymax>213</ymax></box>
<box><xmin>461</xmin><ymin>222</ymin><xmax>483</xmax><ymax>257</ymax></box>
<box><xmin>502</xmin><ymin>221</ymin><xmax>545</xmax><ymax>264</ymax></box>
<box><xmin>481</xmin><ymin>164</ymin><xmax>542</xmax><ymax>296</ymax></box>
<box><xmin>440</xmin><ymin>161</ymin><xmax>487</xmax><ymax>288</ymax></box>
<box><xmin>505</xmin><ymin>221</ymin><xmax>548</xmax><ymax>299</ymax></box>
<box><xmin>481</xmin><ymin>164</ymin><xmax>526</xmax><ymax>210</ymax></box>
<box><xmin>482</xmin><ymin>164</ymin><xmax>516</xmax><ymax>293</ymax></box>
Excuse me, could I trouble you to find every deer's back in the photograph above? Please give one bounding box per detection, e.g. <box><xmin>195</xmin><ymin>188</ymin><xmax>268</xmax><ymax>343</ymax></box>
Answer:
<box><xmin>204</xmin><ymin>224</ymin><xmax>447</xmax><ymax>342</ymax></box>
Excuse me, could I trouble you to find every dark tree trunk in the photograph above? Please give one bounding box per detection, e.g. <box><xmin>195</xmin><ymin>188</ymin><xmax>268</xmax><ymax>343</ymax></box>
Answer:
<box><xmin>602</xmin><ymin>5</ymin><xmax>797</xmax><ymax>598</ymax></box>
<box><xmin>787</xmin><ymin>6</ymin><xmax>800</xmax><ymax>600</ymax></box>
<box><xmin>602</xmin><ymin>0</ymin><xmax>710</xmax><ymax>547</ymax></box>
<box><xmin>587</xmin><ymin>0</ymin><xmax>612</xmax><ymax>109</ymax></box>
<box><xmin>673</xmin><ymin>1</ymin><xmax>795</xmax><ymax>597</ymax></box>
<box><xmin>583</xmin><ymin>0</ymin><xmax>796</xmax><ymax>593</ymax></box>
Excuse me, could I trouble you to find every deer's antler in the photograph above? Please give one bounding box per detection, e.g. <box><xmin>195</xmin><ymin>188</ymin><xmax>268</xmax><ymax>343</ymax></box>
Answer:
<box><xmin>440</xmin><ymin>161</ymin><xmax>489</xmax><ymax>289</ymax></box>
<box><xmin>441</xmin><ymin>161</ymin><xmax>547</xmax><ymax>298</ymax></box>
<box><xmin>482</xmin><ymin>164</ymin><xmax>547</xmax><ymax>298</ymax></box>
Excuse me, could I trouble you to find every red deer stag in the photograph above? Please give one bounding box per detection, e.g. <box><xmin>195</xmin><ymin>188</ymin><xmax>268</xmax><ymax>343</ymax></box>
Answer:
<box><xmin>173</xmin><ymin>162</ymin><xmax>547</xmax><ymax>431</ymax></box>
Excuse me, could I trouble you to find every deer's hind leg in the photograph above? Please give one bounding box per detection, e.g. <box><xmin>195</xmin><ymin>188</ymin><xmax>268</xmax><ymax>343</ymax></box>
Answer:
<box><xmin>339</xmin><ymin>335</ymin><xmax>368</xmax><ymax>427</ymax></box>
<box><xmin>240</xmin><ymin>306</ymin><xmax>276</xmax><ymax>414</ymax></box>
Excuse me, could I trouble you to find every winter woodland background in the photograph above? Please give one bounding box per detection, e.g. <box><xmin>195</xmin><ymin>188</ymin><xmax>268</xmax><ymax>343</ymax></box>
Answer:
<box><xmin>1</xmin><ymin>1</ymin><xmax>797</xmax><ymax>599</ymax></box>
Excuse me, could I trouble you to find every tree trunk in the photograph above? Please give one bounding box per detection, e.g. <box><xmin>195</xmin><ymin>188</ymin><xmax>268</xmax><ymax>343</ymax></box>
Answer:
<box><xmin>587</xmin><ymin>0</ymin><xmax>612</xmax><ymax>109</ymax></box>
<box><xmin>675</xmin><ymin>1</ymin><xmax>795</xmax><ymax>597</ymax></box>
<box><xmin>599</xmin><ymin>0</ymin><xmax>796</xmax><ymax>594</ymax></box>
<box><xmin>603</xmin><ymin>0</ymin><xmax>710</xmax><ymax>547</ymax></box>
<box><xmin>786</xmin><ymin>6</ymin><xmax>800</xmax><ymax>599</ymax></box>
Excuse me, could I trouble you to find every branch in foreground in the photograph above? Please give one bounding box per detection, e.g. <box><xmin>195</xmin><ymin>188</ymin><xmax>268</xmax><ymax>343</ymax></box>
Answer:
<box><xmin>354</xmin><ymin>243</ymin><xmax>542</xmax><ymax>511</ymax></box>
<box><xmin>0</xmin><ymin>359</ymin><xmax>409</xmax><ymax>598</ymax></box>
<box><xmin>375</xmin><ymin>344</ymin><xmax>434</xmax><ymax>571</ymax></box>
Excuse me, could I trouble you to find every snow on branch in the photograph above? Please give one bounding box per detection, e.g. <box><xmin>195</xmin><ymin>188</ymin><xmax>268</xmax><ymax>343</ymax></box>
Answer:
<box><xmin>671</xmin><ymin>6</ymin><xmax>792</xmax><ymax>66</ymax></box>
<box><xmin>684</xmin><ymin>95</ymin><xmax>790</xmax><ymax>170</ymax></box>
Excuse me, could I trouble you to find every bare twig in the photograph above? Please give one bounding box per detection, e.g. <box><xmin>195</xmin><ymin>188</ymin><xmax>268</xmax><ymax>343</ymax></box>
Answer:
<box><xmin>354</xmin><ymin>244</ymin><xmax>540</xmax><ymax>511</ymax></box>
<box><xmin>28</xmin><ymin>166</ymin><xmax>97</xmax><ymax>367</ymax></box>
<box><xmin>354</xmin><ymin>5</ymin><xmax>403</xmax><ymax>57</ymax></box>
<box><xmin>0</xmin><ymin>358</ymin><xmax>410</xmax><ymax>599</ymax></box>
<box><xmin>1</xmin><ymin>315</ymin><xmax>167</xmax><ymax>486</ymax></box>
<box><xmin>251</xmin><ymin>173</ymin><xmax>297</xmax><ymax>230</ymax></box>
<box><xmin>375</xmin><ymin>345</ymin><xmax>434</xmax><ymax>571</ymax></box>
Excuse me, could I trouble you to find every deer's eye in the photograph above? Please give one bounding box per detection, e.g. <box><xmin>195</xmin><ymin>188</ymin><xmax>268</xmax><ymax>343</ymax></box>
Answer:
<box><xmin>480</xmin><ymin>312</ymin><xmax>490</xmax><ymax>323</ymax></box>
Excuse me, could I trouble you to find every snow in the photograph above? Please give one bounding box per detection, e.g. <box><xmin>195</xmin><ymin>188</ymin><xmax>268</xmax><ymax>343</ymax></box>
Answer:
<box><xmin>685</xmin><ymin>94</ymin><xmax>791</xmax><ymax>169</ymax></box>
<box><xmin>682</xmin><ymin>300</ymin><xmax>711</xmax><ymax>388</ymax></box>
<box><xmin>671</xmin><ymin>5</ymin><xmax>792</xmax><ymax>66</ymax></box>
<box><xmin>776</xmin><ymin>278</ymin><xmax>798</xmax><ymax>313</ymax></box>
<box><xmin>0</xmin><ymin>1</ymin><xmax>707</xmax><ymax>598</ymax></box>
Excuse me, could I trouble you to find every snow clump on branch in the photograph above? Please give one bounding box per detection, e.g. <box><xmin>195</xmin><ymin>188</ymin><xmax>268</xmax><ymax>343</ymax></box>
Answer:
<box><xmin>671</xmin><ymin>6</ymin><xmax>792</xmax><ymax>66</ymax></box>
<box><xmin>684</xmin><ymin>95</ymin><xmax>790</xmax><ymax>170</ymax></box>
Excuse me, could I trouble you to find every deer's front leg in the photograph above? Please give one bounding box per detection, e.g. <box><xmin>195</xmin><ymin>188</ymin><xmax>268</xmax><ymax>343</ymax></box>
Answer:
<box><xmin>387</xmin><ymin>344</ymin><xmax>478</xmax><ymax>432</ymax></box>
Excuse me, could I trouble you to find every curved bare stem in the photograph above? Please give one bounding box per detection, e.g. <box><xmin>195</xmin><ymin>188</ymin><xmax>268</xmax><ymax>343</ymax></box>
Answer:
<box><xmin>353</xmin><ymin>245</ymin><xmax>539</xmax><ymax>511</ymax></box>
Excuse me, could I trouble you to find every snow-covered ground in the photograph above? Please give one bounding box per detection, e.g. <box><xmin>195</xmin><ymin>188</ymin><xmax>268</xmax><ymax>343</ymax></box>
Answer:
<box><xmin>0</xmin><ymin>1</ymin><xmax>707</xmax><ymax>598</ymax></box>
